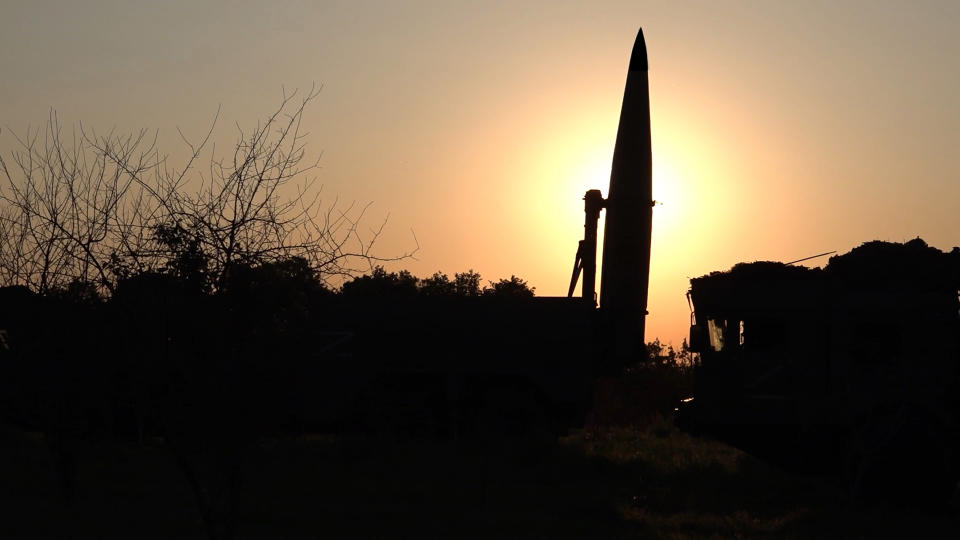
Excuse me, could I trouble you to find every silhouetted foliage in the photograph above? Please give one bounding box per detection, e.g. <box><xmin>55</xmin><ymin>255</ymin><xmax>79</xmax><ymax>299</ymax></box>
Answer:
<box><xmin>152</xmin><ymin>221</ymin><xmax>213</xmax><ymax>295</ymax></box>
<box><xmin>454</xmin><ymin>270</ymin><xmax>483</xmax><ymax>296</ymax></box>
<box><xmin>225</xmin><ymin>257</ymin><xmax>330</xmax><ymax>335</ymax></box>
<box><xmin>339</xmin><ymin>266</ymin><xmax>419</xmax><ymax>298</ymax></box>
<box><xmin>339</xmin><ymin>267</ymin><xmax>536</xmax><ymax>299</ymax></box>
<box><xmin>645</xmin><ymin>337</ymin><xmax>692</xmax><ymax>368</ymax></box>
<box><xmin>418</xmin><ymin>271</ymin><xmax>456</xmax><ymax>296</ymax></box>
<box><xmin>48</xmin><ymin>278</ymin><xmax>105</xmax><ymax>306</ymax></box>
<box><xmin>484</xmin><ymin>275</ymin><xmax>536</xmax><ymax>298</ymax></box>
<box><xmin>588</xmin><ymin>338</ymin><xmax>694</xmax><ymax>431</ymax></box>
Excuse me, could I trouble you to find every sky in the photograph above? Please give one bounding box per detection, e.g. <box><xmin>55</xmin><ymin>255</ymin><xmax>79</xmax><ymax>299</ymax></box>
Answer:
<box><xmin>2</xmin><ymin>0</ymin><xmax>959</xmax><ymax>346</ymax></box>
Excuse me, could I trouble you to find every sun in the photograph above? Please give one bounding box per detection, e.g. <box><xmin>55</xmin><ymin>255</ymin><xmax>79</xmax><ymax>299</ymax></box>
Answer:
<box><xmin>505</xmin><ymin>102</ymin><xmax>709</xmax><ymax>297</ymax></box>
<box><xmin>574</xmin><ymin>146</ymin><xmax>684</xmax><ymax>234</ymax></box>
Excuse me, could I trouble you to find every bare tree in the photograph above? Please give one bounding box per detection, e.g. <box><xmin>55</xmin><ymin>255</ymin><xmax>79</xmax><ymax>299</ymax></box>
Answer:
<box><xmin>0</xmin><ymin>114</ymin><xmax>162</xmax><ymax>294</ymax></box>
<box><xmin>0</xmin><ymin>85</ymin><xmax>416</xmax><ymax>296</ymax></box>
<box><xmin>0</xmin><ymin>88</ymin><xmax>417</xmax><ymax>540</ymax></box>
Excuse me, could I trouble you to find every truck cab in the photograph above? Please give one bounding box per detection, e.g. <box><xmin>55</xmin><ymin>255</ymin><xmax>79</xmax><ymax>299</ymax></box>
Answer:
<box><xmin>678</xmin><ymin>240</ymin><xmax>960</xmax><ymax>499</ymax></box>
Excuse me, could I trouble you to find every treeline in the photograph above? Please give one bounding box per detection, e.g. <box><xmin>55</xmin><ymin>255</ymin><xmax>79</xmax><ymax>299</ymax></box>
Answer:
<box><xmin>9</xmin><ymin>261</ymin><xmax>535</xmax><ymax>304</ymax></box>
<box><xmin>341</xmin><ymin>267</ymin><xmax>534</xmax><ymax>298</ymax></box>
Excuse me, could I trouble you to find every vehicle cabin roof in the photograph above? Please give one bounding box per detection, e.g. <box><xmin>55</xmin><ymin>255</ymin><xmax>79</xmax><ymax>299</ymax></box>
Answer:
<box><xmin>689</xmin><ymin>239</ymin><xmax>960</xmax><ymax>318</ymax></box>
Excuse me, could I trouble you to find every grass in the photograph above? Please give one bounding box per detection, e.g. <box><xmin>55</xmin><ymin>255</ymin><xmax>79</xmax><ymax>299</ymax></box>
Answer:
<box><xmin>579</xmin><ymin>420</ymin><xmax>960</xmax><ymax>539</ymax></box>
<box><xmin>1</xmin><ymin>420</ymin><xmax>958</xmax><ymax>539</ymax></box>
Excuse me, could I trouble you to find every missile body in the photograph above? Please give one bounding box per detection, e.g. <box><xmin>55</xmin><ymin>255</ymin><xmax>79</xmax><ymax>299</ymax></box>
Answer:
<box><xmin>599</xmin><ymin>29</ymin><xmax>653</xmax><ymax>361</ymax></box>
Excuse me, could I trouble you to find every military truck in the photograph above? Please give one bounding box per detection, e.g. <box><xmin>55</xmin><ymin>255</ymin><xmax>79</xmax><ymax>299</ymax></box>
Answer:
<box><xmin>677</xmin><ymin>239</ymin><xmax>960</xmax><ymax>500</ymax></box>
<box><xmin>302</xmin><ymin>28</ymin><xmax>657</xmax><ymax>437</ymax></box>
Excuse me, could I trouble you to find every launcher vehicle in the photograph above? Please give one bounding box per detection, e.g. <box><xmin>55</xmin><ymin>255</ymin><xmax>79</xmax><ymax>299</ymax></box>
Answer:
<box><xmin>677</xmin><ymin>239</ymin><xmax>960</xmax><ymax>499</ymax></box>
<box><xmin>305</xmin><ymin>28</ymin><xmax>656</xmax><ymax>436</ymax></box>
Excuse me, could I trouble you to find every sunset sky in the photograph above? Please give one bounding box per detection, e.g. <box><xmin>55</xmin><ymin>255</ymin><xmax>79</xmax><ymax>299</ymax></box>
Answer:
<box><xmin>2</xmin><ymin>1</ymin><xmax>958</xmax><ymax>345</ymax></box>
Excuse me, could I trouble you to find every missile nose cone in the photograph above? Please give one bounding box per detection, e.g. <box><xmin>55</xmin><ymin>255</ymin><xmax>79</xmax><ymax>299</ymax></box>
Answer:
<box><xmin>628</xmin><ymin>28</ymin><xmax>648</xmax><ymax>72</ymax></box>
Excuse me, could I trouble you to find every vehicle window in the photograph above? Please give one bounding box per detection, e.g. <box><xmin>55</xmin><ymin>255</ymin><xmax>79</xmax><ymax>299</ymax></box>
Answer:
<box><xmin>707</xmin><ymin>319</ymin><xmax>725</xmax><ymax>352</ymax></box>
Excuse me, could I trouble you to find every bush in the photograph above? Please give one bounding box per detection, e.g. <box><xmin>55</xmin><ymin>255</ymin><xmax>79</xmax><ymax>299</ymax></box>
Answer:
<box><xmin>587</xmin><ymin>339</ymin><xmax>694</xmax><ymax>432</ymax></box>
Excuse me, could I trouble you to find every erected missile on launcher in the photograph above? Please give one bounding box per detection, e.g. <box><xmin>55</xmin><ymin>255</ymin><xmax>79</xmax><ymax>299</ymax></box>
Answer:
<box><xmin>599</xmin><ymin>28</ymin><xmax>653</xmax><ymax>361</ymax></box>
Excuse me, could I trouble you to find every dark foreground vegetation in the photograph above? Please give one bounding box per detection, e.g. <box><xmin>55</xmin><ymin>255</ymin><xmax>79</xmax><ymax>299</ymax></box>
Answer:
<box><xmin>2</xmin><ymin>272</ymin><xmax>958</xmax><ymax>538</ymax></box>
<box><xmin>0</xmin><ymin>265</ymin><xmax>541</xmax><ymax>540</ymax></box>
<box><xmin>2</xmin><ymin>307</ymin><xmax>958</xmax><ymax>539</ymax></box>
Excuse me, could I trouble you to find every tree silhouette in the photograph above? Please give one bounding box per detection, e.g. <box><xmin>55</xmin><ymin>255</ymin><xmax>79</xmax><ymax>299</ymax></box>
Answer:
<box><xmin>484</xmin><ymin>275</ymin><xmax>535</xmax><ymax>298</ymax></box>
<box><xmin>454</xmin><ymin>269</ymin><xmax>483</xmax><ymax>296</ymax></box>
<box><xmin>418</xmin><ymin>271</ymin><xmax>456</xmax><ymax>296</ymax></box>
<box><xmin>339</xmin><ymin>265</ymin><xmax>419</xmax><ymax>298</ymax></box>
<box><xmin>339</xmin><ymin>267</ymin><xmax>536</xmax><ymax>299</ymax></box>
<box><xmin>0</xmin><ymin>90</ymin><xmax>416</xmax><ymax>540</ymax></box>
<box><xmin>0</xmin><ymin>87</ymin><xmax>415</xmax><ymax>296</ymax></box>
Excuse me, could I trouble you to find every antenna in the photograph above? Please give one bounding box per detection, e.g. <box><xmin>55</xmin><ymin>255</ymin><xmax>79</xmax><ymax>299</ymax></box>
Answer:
<box><xmin>784</xmin><ymin>251</ymin><xmax>836</xmax><ymax>266</ymax></box>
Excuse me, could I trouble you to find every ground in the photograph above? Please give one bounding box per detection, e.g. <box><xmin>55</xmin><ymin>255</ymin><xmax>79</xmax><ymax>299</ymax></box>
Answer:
<box><xmin>1</xmin><ymin>423</ymin><xmax>958</xmax><ymax>539</ymax></box>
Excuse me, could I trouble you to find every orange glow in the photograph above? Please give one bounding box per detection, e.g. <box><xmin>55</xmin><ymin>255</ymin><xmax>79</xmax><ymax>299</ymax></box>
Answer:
<box><xmin>5</xmin><ymin>3</ymin><xmax>956</xmax><ymax>349</ymax></box>
<box><xmin>485</xmin><ymin>99</ymin><xmax>728</xmax><ymax>346</ymax></box>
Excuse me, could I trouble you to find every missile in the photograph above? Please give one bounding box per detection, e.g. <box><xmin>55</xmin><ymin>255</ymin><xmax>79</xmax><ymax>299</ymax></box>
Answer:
<box><xmin>599</xmin><ymin>28</ymin><xmax>653</xmax><ymax>360</ymax></box>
